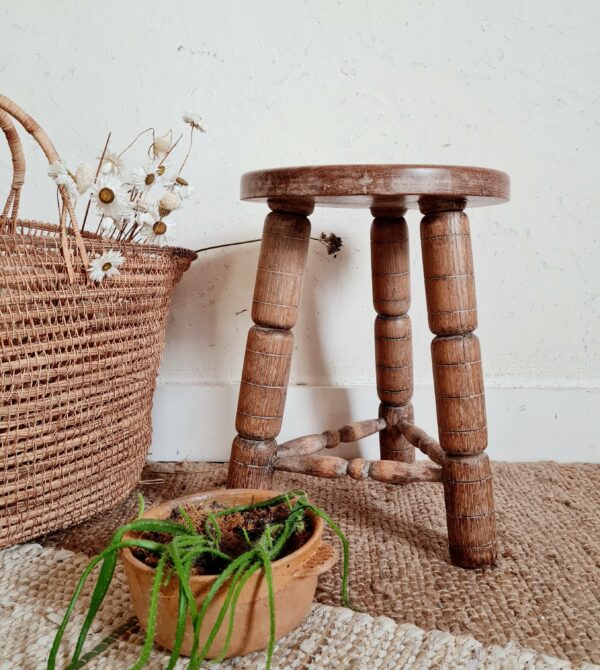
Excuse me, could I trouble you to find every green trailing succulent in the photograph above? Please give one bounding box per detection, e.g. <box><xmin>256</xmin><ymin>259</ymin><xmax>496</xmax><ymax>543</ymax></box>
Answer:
<box><xmin>48</xmin><ymin>490</ymin><xmax>351</xmax><ymax>670</ymax></box>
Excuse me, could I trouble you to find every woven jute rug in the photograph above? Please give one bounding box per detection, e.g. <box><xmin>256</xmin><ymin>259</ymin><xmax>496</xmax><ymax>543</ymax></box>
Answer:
<box><xmin>39</xmin><ymin>461</ymin><xmax>600</xmax><ymax>667</ymax></box>
<box><xmin>2</xmin><ymin>543</ymin><xmax>595</xmax><ymax>670</ymax></box>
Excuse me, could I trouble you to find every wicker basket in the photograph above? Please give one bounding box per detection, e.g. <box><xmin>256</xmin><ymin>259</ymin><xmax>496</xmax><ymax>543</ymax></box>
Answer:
<box><xmin>0</xmin><ymin>95</ymin><xmax>197</xmax><ymax>548</ymax></box>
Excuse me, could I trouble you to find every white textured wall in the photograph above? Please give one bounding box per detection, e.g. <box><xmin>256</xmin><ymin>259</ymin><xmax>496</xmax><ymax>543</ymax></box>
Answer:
<box><xmin>2</xmin><ymin>1</ymin><xmax>599</xmax><ymax>461</ymax></box>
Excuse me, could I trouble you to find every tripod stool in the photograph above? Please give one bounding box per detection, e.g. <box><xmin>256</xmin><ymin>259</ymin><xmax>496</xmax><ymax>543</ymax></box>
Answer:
<box><xmin>226</xmin><ymin>164</ymin><xmax>510</xmax><ymax>568</ymax></box>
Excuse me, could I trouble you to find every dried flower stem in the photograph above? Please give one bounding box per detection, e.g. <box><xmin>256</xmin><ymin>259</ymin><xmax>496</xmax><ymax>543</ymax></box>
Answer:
<box><xmin>194</xmin><ymin>239</ymin><xmax>261</xmax><ymax>254</ymax></box>
<box><xmin>118</xmin><ymin>127</ymin><xmax>154</xmax><ymax>159</ymax></box>
<box><xmin>152</xmin><ymin>129</ymin><xmax>173</xmax><ymax>160</ymax></box>
<box><xmin>82</xmin><ymin>132</ymin><xmax>111</xmax><ymax>231</ymax></box>
<box><xmin>94</xmin><ymin>214</ymin><xmax>105</xmax><ymax>236</ymax></box>
<box><xmin>158</xmin><ymin>133</ymin><xmax>183</xmax><ymax>169</ymax></box>
<box><xmin>55</xmin><ymin>188</ymin><xmax>62</xmax><ymax>220</ymax></box>
<box><xmin>177</xmin><ymin>126</ymin><xmax>195</xmax><ymax>176</ymax></box>
<box><xmin>126</xmin><ymin>223</ymin><xmax>139</xmax><ymax>241</ymax></box>
<box><xmin>115</xmin><ymin>187</ymin><xmax>139</xmax><ymax>241</ymax></box>
<box><xmin>194</xmin><ymin>235</ymin><xmax>343</xmax><ymax>256</ymax></box>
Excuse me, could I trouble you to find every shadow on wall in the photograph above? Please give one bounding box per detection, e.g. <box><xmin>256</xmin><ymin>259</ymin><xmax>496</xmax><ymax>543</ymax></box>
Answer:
<box><xmin>160</xmin><ymin>231</ymin><xmax>367</xmax><ymax>458</ymax></box>
<box><xmin>164</xmin><ymin>241</ymin><xmax>259</xmax><ymax>382</ymax></box>
<box><xmin>290</xmin><ymin>239</ymin><xmax>367</xmax><ymax>459</ymax></box>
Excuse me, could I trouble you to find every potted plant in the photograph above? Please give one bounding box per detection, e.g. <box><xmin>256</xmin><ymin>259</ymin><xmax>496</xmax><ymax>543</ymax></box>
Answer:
<box><xmin>48</xmin><ymin>489</ymin><xmax>351</xmax><ymax>670</ymax></box>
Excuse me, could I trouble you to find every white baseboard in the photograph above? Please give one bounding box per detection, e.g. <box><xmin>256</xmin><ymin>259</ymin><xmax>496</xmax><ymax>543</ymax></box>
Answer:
<box><xmin>149</xmin><ymin>381</ymin><xmax>600</xmax><ymax>463</ymax></box>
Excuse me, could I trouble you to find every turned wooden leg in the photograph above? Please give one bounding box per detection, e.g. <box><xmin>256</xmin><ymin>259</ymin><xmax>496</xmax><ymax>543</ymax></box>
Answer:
<box><xmin>371</xmin><ymin>213</ymin><xmax>415</xmax><ymax>463</ymax></box>
<box><xmin>420</xmin><ymin>203</ymin><xmax>497</xmax><ymax>568</ymax></box>
<box><xmin>227</xmin><ymin>209</ymin><xmax>311</xmax><ymax>489</ymax></box>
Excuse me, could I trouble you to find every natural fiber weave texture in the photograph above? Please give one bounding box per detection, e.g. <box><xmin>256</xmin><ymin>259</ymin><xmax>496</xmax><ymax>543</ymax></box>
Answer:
<box><xmin>0</xmin><ymin>221</ymin><xmax>195</xmax><ymax>548</ymax></box>
<box><xmin>43</xmin><ymin>461</ymin><xmax>600</xmax><ymax>666</ymax></box>
<box><xmin>0</xmin><ymin>94</ymin><xmax>196</xmax><ymax>547</ymax></box>
<box><xmin>3</xmin><ymin>543</ymin><xmax>596</xmax><ymax>669</ymax></box>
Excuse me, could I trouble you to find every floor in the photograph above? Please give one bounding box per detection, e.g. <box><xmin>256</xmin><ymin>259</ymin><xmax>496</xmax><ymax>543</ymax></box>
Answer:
<box><xmin>42</xmin><ymin>460</ymin><xmax>600</xmax><ymax>665</ymax></box>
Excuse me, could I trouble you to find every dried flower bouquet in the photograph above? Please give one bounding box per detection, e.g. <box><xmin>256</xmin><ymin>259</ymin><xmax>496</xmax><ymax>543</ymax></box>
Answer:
<box><xmin>47</xmin><ymin>112</ymin><xmax>206</xmax><ymax>283</ymax></box>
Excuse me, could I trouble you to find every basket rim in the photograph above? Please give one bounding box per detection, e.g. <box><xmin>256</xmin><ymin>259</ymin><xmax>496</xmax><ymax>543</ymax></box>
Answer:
<box><xmin>0</xmin><ymin>216</ymin><xmax>198</xmax><ymax>260</ymax></box>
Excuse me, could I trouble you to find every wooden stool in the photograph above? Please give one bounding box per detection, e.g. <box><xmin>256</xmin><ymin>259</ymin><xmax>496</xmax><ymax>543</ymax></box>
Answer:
<box><xmin>226</xmin><ymin>164</ymin><xmax>510</xmax><ymax>568</ymax></box>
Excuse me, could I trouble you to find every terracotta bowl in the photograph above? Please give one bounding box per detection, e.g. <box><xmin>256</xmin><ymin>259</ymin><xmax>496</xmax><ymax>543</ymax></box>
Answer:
<box><xmin>121</xmin><ymin>489</ymin><xmax>337</xmax><ymax>659</ymax></box>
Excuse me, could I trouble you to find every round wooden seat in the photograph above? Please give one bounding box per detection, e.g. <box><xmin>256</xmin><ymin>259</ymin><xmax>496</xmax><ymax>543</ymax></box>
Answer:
<box><xmin>241</xmin><ymin>164</ymin><xmax>510</xmax><ymax>214</ymax></box>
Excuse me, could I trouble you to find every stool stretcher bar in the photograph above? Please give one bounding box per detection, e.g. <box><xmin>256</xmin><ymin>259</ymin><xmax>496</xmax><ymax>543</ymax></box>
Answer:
<box><xmin>276</xmin><ymin>418</ymin><xmax>386</xmax><ymax>457</ymax></box>
<box><xmin>397</xmin><ymin>421</ymin><xmax>446</xmax><ymax>466</ymax></box>
<box><xmin>273</xmin><ymin>454</ymin><xmax>442</xmax><ymax>484</ymax></box>
<box><xmin>276</xmin><ymin>416</ymin><xmax>446</xmax><ymax>467</ymax></box>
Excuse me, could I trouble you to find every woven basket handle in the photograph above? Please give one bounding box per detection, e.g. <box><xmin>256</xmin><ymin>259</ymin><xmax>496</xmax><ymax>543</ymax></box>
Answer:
<box><xmin>0</xmin><ymin>94</ymin><xmax>89</xmax><ymax>281</ymax></box>
<box><xmin>0</xmin><ymin>109</ymin><xmax>25</xmax><ymax>230</ymax></box>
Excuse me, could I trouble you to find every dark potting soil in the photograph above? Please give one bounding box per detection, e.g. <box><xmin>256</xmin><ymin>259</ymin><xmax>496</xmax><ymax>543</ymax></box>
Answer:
<box><xmin>131</xmin><ymin>501</ymin><xmax>313</xmax><ymax>576</ymax></box>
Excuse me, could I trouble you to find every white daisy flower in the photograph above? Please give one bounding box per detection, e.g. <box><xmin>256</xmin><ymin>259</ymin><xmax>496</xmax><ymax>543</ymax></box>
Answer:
<box><xmin>138</xmin><ymin>217</ymin><xmax>176</xmax><ymax>247</ymax></box>
<box><xmin>74</xmin><ymin>162</ymin><xmax>96</xmax><ymax>195</ymax></box>
<box><xmin>153</xmin><ymin>132</ymin><xmax>172</xmax><ymax>158</ymax></box>
<box><xmin>48</xmin><ymin>160</ymin><xmax>78</xmax><ymax>202</ymax></box>
<box><xmin>130</xmin><ymin>160</ymin><xmax>166</xmax><ymax>190</ymax></box>
<box><xmin>158</xmin><ymin>192</ymin><xmax>181</xmax><ymax>217</ymax></box>
<box><xmin>171</xmin><ymin>175</ymin><xmax>194</xmax><ymax>200</ymax></box>
<box><xmin>160</xmin><ymin>171</ymin><xmax>176</xmax><ymax>189</ymax></box>
<box><xmin>91</xmin><ymin>175</ymin><xmax>127</xmax><ymax>219</ymax></box>
<box><xmin>87</xmin><ymin>250</ymin><xmax>125</xmax><ymax>283</ymax></box>
<box><xmin>99</xmin><ymin>150</ymin><xmax>125</xmax><ymax>176</ymax></box>
<box><xmin>131</xmin><ymin>200</ymin><xmax>156</xmax><ymax>218</ymax></box>
<box><xmin>182</xmin><ymin>111</ymin><xmax>206</xmax><ymax>132</ymax></box>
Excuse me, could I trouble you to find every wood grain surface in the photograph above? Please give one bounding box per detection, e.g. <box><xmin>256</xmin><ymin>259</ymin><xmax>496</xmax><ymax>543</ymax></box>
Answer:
<box><xmin>273</xmin><ymin>454</ymin><xmax>442</xmax><ymax>484</ymax></box>
<box><xmin>371</xmin><ymin>215</ymin><xmax>415</xmax><ymax>462</ymax></box>
<box><xmin>241</xmin><ymin>164</ymin><xmax>510</xmax><ymax>212</ymax></box>
<box><xmin>421</xmin><ymin>207</ymin><xmax>497</xmax><ymax>568</ymax></box>
<box><xmin>227</xmin><ymin>210</ymin><xmax>311</xmax><ymax>487</ymax></box>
